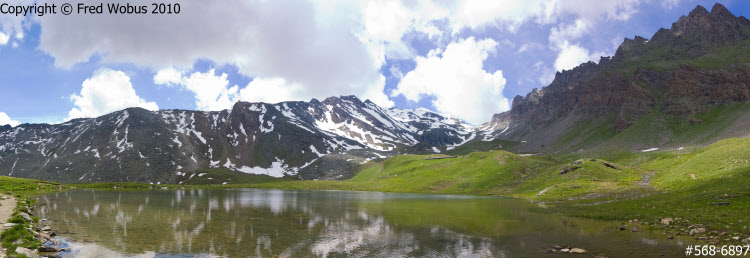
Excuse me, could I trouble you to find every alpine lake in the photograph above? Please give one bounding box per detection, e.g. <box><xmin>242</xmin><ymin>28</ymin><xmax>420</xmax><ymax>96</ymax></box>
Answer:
<box><xmin>34</xmin><ymin>189</ymin><xmax>696</xmax><ymax>257</ymax></box>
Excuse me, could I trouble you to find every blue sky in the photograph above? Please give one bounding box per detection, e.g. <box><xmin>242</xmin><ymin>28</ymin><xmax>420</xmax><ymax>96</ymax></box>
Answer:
<box><xmin>1</xmin><ymin>0</ymin><xmax>748</xmax><ymax>126</ymax></box>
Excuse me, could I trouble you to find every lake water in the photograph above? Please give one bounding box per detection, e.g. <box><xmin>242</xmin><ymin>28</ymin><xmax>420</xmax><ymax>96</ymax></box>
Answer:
<box><xmin>36</xmin><ymin>189</ymin><xmax>693</xmax><ymax>257</ymax></box>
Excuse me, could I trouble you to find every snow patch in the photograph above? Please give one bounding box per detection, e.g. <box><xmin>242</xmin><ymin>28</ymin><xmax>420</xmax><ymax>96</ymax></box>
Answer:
<box><xmin>224</xmin><ymin>158</ymin><xmax>293</xmax><ymax>177</ymax></box>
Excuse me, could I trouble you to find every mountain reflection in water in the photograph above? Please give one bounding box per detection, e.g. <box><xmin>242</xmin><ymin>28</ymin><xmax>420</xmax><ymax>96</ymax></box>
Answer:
<box><xmin>37</xmin><ymin>189</ymin><xmax>691</xmax><ymax>257</ymax></box>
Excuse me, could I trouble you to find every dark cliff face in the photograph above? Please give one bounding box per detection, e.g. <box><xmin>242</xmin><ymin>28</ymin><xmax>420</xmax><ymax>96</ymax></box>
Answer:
<box><xmin>489</xmin><ymin>3</ymin><xmax>750</xmax><ymax>138</ymax></box>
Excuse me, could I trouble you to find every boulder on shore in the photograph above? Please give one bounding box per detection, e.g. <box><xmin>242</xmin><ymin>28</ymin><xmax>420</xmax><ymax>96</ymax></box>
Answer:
<box><xmin>15</xmin><ymin>246</ymin><xmax>40</xmax><ymax>258</ymax></box>
<box><xmin>20</xmin><ymin>212</ymin><xmax>33</xmax><ymax>222</ymax></box>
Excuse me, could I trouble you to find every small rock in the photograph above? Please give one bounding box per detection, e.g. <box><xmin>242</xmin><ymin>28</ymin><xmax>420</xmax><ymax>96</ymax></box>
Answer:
<box><xmin>14</xmin><ymin>247</ymin><xmax>40</xmax><ymax>258</ymax></box>
<box><xmin>667</xmin><ymin>236</ymin><xmax>674</xmax><ymax>239</ymax></box>
<box><xmin>633</xmin><ymin>228</ymin><xmax>639</xmax><ymax>232</ymax></box>
<box><xmin>3</xmin><ymin>222</ymin><xmax>17</xmax><ymax>228</ymax></box>
<box><xmin>38</xmin><ymin>246</ymin><xmax>64</xmax><ymax>252</ymax></box>
<box><xmin>41</xmin><ymin>225</ymin><xmax>51</xmax><ymax>231</ymax></box>
<box><xmin>698</xmin><ymin>228</ymin><xmax>706</xmax><ymax>233</ymax></box>
<box><xmin>732</xmin><ymin>236</ymin><xmax>740</xmax><ymax>240</ymax></box>
<box><xmin>561</xmin><ymin>248</ymin><xmax>570</xmax><ymax>253</ymax></box>
<box><xmin>19</xmin><ymin>212</ymin><xmax>33</xmax><ymax>222</ymax></box>
<box><xmin>690</xmin><ymin>229</ymin><xmax>700</xmax><ymax>236</ymax></box>
<box><xmin>698</xmin><ymin>237</ymin><xmax>709</xmax><ymax>240</ymax></box>
<box><xmin>569</xmin><ymin>248</ymin><xmax>587</xmax><ymax>254</ymax></box>
<box><xmin>49</xmin><ymin>231</ymin><xmax>56</xmax><ymax>237</ymax></box>
<box><xmin>661</xmin><ymin>218</ymin><xmax>673</xmax><ymax>225</ymax></box>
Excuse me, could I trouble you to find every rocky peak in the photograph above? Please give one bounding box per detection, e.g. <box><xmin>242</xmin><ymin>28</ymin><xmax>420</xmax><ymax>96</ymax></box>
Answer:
<box><xmin>710</xmin><ymin>3</ymin><xmax>733</xmax><ymax>20</ymax></box>
<box><xmin>617</xmin><ymin>36</ymin><xmax>648</xmax><ymax>51</ymax></box>
<box><xmin>670</xmin><ymin>3</ymin><xmax>748</xmax><ymax>40</ymax></box>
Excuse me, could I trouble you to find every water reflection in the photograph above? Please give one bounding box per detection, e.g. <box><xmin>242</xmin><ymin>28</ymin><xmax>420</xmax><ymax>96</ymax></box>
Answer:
<box><xmin>37</xmin><ymin>189</ymin><xmax>691</xmax><ymax>257</ymax></box>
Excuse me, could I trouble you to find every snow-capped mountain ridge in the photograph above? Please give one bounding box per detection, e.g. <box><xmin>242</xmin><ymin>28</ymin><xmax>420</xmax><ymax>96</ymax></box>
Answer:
<box><xmin>0</xmin><ymin>95</ymin><xmax>489</xmax><ymax>183</ymax></box>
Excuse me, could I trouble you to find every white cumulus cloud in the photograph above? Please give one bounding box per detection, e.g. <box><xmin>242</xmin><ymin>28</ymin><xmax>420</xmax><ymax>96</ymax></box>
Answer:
<box><xmin>0</xmin><ymin>32</ymin><xmax>9</xmax><ymax>46</ymax></box>
<box><xmin>239</xmin><ymin>77</ymin><xmax>304</xmax><ymax>104</ymax></box>
<box><xmin>181</xmin><ymin>69</ymin><xmax>239</xmax><ymax>111</ymax></box>
<box><xmin>37</xmin><ymin>0</ymin><xmax>390</xmax><ymax>111</ymax></box>
<box><xmin>0</xmin><ymin>112</ymin><xmax>20</xmax><ymax>127</ymax></box>
<box><xmin>392</xmin><ymin>37</ymin><xmax>510</xmax><ymax>125</ymax></box>
<box><xmin>153</xmin><ymin>67</ymin><xmax>185</xmax><ymax>86</ymax></box>
<box><xmin>549</xmin><ymin>19</ymin><xmax>612</xmax><ymax>72</ymax></box>
<box><xmin>554</xmin><ymin>42</ymin><xmax>593</xmax><ymax>71</ymax></box>
<box><xmin>156</xmin><ymin>67</ymin><xmax>395</xmax><ymax>109</ymax></box>
<box><xmin>67</xmin><ymin>69</ymin><xmax>159</xmax><ymax>120</ymax></box>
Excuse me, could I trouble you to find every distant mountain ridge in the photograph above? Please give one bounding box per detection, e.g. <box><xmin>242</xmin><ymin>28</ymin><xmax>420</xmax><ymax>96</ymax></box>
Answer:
<box><xmin>0</xmin><ymin>95</ymin><xmax>486</xmax><ymax>183</ymax></box>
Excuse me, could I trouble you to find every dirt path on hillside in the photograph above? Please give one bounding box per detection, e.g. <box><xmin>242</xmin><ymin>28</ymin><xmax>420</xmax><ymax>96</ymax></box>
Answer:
<box><xmin>0</xmin><ymin>194</ymin><xmax>17</xmax><ymax>257</ymax></box>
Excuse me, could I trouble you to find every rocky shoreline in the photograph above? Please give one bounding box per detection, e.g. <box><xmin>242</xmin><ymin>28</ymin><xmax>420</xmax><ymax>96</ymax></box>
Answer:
<box><xmin>1</xmin><ymin>197</ymin><xmax>68</xmax><ymax>258</ymax></box>
<box><xmin>627</xmin><ymin>217</ymin><xmax>750</xmax><ymax>246</ymax></box>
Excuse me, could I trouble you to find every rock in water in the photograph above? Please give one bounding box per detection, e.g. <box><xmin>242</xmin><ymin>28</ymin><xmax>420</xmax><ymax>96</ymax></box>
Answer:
<box><xmin>569</xmin><ymin>248</ymin><xmax>587</xmax><ymax>254</ymax></box>
<box><xmin>41</xmin><ymin>225</ymin><xmax>51</xmax><ymax>231</ymax></box>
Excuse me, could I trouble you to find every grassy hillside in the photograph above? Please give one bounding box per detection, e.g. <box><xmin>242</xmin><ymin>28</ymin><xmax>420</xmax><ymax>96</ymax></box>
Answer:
<box><xmin>0</xmin><ymin>176</ymin><xmax>63</xmax><ymax>194</ymax></box>
<box><xmin>219</xmin><ymin>138</ymin><xmax>750</xmax><ymax>243</ymax></box>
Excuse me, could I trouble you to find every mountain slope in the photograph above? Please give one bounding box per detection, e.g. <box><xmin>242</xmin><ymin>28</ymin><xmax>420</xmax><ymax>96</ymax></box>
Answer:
<box><xmin>483</xmin><ymin>3</ymin><xmax>750</xmax><ymax>153</ymax></box>
<box><xmin>0</xmin><ymin>95</ymin><xmax>485</xmax><ymax>183</ymax></box>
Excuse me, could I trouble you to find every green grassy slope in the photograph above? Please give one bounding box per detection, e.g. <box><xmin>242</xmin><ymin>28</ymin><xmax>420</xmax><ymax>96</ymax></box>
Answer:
<box><xmin>0</xmin><ymin>176</ymin><xmax>62</xmax><ymax>194</ymax></box>
<box><xmin>228</xmin><ymin>138</ymin><xmax>750</xmax><ymax>242</ymax></box>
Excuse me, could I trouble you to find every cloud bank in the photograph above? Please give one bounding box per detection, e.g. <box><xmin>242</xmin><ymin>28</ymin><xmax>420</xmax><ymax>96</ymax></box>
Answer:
<box><xmin>0</xmin><ymin>112</ymin><xmax>20</xmax><ymax>127</ymax></box>
<box><xmin>392</xmin><ymin>38</ymin><xmax>509</xmax><ymax>125</ymax></box>
<box><xmin>1</xmin><ymin>0</ymin><xmax>677</xmax><ymax>123</ymax></box>
<box><xmin>67</xmin><ymin>69</ymin><xmax>159</xmax><ymax>120</ymax></box>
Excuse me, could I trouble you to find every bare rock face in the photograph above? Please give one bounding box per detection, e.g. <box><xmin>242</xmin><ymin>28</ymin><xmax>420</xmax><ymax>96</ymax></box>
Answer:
<box><xmin>665</xmin><ymin>64</ymin><xmax>750</xmax><ymax>107</ymax></box>
<box><xmin>506</xmin><ymin>63</ymin><xmax>656</xmax><ymax>133</ymax></box>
